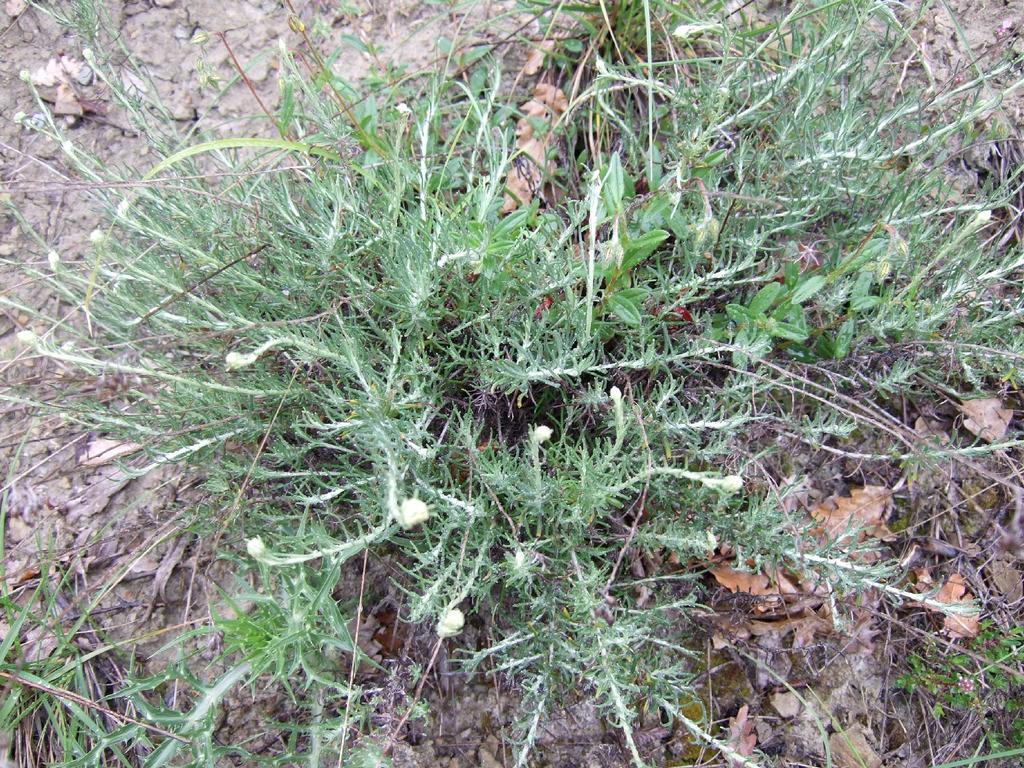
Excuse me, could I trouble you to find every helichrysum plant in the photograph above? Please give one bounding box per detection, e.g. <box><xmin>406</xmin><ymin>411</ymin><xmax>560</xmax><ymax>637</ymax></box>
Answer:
<box><xmin>3</xmin><ymin>0</ymin><xmax>1023</xmax><ymax>765</ymax></box>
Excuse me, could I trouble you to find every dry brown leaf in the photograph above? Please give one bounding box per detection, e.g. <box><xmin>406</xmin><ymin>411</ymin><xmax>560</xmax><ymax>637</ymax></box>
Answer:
<box><xmin>64</xmin><ymin>467</ymin><xmax>132</xmax><ymax>518</ymax></box>
<box><xmin>710</xmin><ymin>565</ymin><xmax>772</xmax><ymax>595</ymax></box>
<box><xmin>770</xmin><ymin>691</ymin><xmax>801</xmax><ymax>718</ymax></box>
<box><xmin>31</xmin><ymin>58</ymin><xmax>66</xmax><ymax>87</ymax></box>
<box><xmin>961</xmin><ymin>397</ymin><xmax>1013</xmax><ymax>443</ymax></box>
<box><xmin>914</xmin><ymin>415</ymin><xmax>950</xmax><ymax>443</ymax></box>
<box><xmin>936</xmin><ymin>572</ymin><xmax>981</xmax><ymax>638</ymax></box>
<box><xmin>532</xmin><ymin>82</ymin><xmax>569</xmax><ymax>112</ymax></box>
<box><xmin>746</xmin><ymin>609</ymin><xmax>832</xmax><ymax>648</ymax></box>
<box><xmin>31</xmin><ymin>56</ymin><xmax>89</xmax><ymax>87</ymax></box>
<box><xmin>830</xmin><ymin>725</ymin><xmax>882</xmax><ymax>768</ymax></box>
<box><xmin>810</xmin><ymin>485</ymin><xmax>894</xmax><ymax>543</ymax></box>
<box><xmin>726</xmin><ymin>704</ymin><xmax>757</xmax><ymax>766</ymax></box>
<box><xmin>501</xmin><ymin>83</ymin><xmax>568</xmax><ymax>213</ymax></box>
<box><xmin>989</xmin><ymin>558</ymin><xmax>1023</xmax><ymax>603</ymax></box>
<box><xmin>710</xmin><ymin>563</ymin><xmax>823</xmax><ymax>617</ymax></box>
<box><xmin>521</xmin><ymin>39</ymin><xmax>555</xmax><ymax>76</ymax></box>
<box><xmin>54</xmin><ymin>82</ymin><xmax>83</xmax><ymax>116</ymax></box>
<box><xmin>80</xmin><ymin>437</ymin><xmax>143</xmax><ymax>467</ymax></box>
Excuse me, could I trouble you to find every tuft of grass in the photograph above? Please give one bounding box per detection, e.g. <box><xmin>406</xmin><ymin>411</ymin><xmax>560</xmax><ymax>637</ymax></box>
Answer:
<box><xmin>2</xmin><ymin>0</ymin><xmax>1023</xmax><ymax>765</ymax></box>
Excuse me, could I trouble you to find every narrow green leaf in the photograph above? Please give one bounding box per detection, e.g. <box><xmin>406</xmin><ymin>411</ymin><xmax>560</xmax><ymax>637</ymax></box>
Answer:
<box><xmin>749</xmin><ymin>282</ymin><xmax>783</xmax><ymax>315</ymax></box>
<box><xmin>725</xmin><ymin>303</ymin><xmax>752</xmax><ymax>324</ymax></box>
<box><xmin>603</xmin><ymin>153</ymin><xmax>625</xmax><ymax>212</ymax></box>
<box><xmin>607</xmin><ymin>292</ymin><xmax>643</xmax><ymax>325</ymax></box>
<box><xmin>622</xmin><ymin>229</ymin><xmax>669</xmax><ymax>270</ymax></box>
<box><xmin>770</xmin><ymin>321</ymin><xmax>809</xmax><ymax>342</ymax></box>
<box><xmin>144</xmin><ymin>138</ymin><xmax>340</xmax><ymax>180</ymax></box>
<box><xmin>790</xmin><ymin>275</ymin><xmax>826</xmax><ymax>305</ymax></box>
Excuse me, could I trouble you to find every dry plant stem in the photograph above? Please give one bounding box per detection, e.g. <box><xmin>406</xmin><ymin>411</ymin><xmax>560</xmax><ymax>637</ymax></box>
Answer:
<box><xmin>282</xmin><ymin>0</ymin><xmax>386</xmax><ymax>156</ymax></box>
<box><xmin>0</xmin><ymin>669</ymin><xmax>193</xmax><ymax>744</ymax></box>
<box><xmin>0</xmin><ymin>432</ymin><xmax>86</xmax><ymax>498</ymax></box>
<box><xmin>604</xmin><ymin>402</ymin><xmax>652</xmax><ymax>593</ymax></box>
<box><xmin>379</xmin><ymin>637</ymin><xmax>445</xmax><ymax>763</ymax></box>
<box><xmin>217</xmin><ymin>32</ymin><xmax>279</xmax><ymax>133</ymax></box>
<box><xmin>337</xmin><ymin>548</ymin><xmax>370</xmax><ymax>767</ymax></box>
<box><xmin>212</xmin><ymin>364</ymin><xmax>301</xmax><ymax>548</ymax></box>
<box><xmin>874</xmin><ymin>608</ymin><xmax>1022</xmax><ymax>679</ymax></box>
<box><xmin>138</xmin><ymin>244</ymin><xmax>268</xmax><ymax>323</ymax></box>
<box><xmin>715</xmin><ymin>356</ymin><xmax>1023</xmax><ymax>499</ymax></box>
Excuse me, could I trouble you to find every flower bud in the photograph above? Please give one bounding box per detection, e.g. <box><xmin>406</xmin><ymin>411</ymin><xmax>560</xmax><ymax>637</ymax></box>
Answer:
<box><xmin>47</xmin><ymin>250</ymin><xmax>60</xmax><ymax>270</ymax></box>
<box><xmin>246</xmin><ymin>537</ymin><xmax>267</xmax><ymax>559</ymax></box>
<box><xmin>514</xmin><ymin>548</ymin><xmax>527</xmax><ymax>569</ymax></box>
<box><xmin>705</xmin><ymin>530</ymin><xmax>718</xmax><ymax>552</ymax></box>
<box><xmin>88</xmin><ymin>229</ymin><xmax>106</xmax><ymax>245</ymax></box>
<box><xmin>394</xmin><ymin>497</ymin><xmax>430</xmax><ymax>529</ymax></box>
<box><xmin>701</xmin><ymin>474</ymin><xmax>743</xmax><ymax>494</ymax></box>
<box><xmin>436</xmin><ymin>607</ymin><xmax>464</xmax><ymax>639</ymax></box>
<box><xmin>225</xmin><ymin>351</ymin><xmax>258</xmax><ymax>370</ymax></box>
<box><xmin>530</xmin><ymin>425</ymin><xmax>553</xmax><ymax>445</ymax></box>
<box><xmin>16</xmin><ymin>329</ymin><xmax>37</xmax><ymax>346</ymax></box>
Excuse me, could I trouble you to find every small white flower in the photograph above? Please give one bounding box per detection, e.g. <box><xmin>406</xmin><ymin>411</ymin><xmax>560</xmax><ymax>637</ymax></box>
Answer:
<box><xmin>19</xmin><ymin>69</ymin><xmax>31</xmax><ymax>83</ymax></box>
<box><xmin>246</xmin><ymin>537</ymin><xmax>268</xmax><ymax>559</ymax></box>
<box><xmin>394</xmin><ymin>497</ymin><xmax>430</xmax><ymax>529</ymax></box>
<box><xmin>514</xmin><ymin>548</ymin><xmax>528</xmax><ymax>569</ymax></box>
<box><xmin>508</xmin><ymin>548</ymin><xmax>536</xmax><ymax>582</ymax></box>
<box><xmin>436</xmin><ymin>607</ymin><xmax>464</xmax><ymax>639</ymax></box>
<box><xmin>116</xmin><ymin>199</ymin><xmax>131</xmax><ymax>219</ymax></box>
<box><xmin>47</xmin><ymin>250</ymin><xmax>60</xmax><ymax>270</ymax></box>
<box><xmin>82</xmin><ymin>48</ymin><xmax>95</xmax><ymax>62</ymax></box>
<box><xmin>225</xmin><ymin>351</ymin><xmax>258</xmax><ymax>370</ymax></box>
<box><xmin>88</xmin><ymin>229</ymin><xmax>106</xmax><ymax>245</ymax></box>
<box><xmin>12</xmin><ymin>111</ymin><xmax>26</xmax><ymax>124</ymax></box>
<box><xmin>609</xmin><ymin>385</ymin><xmax>622</xmax><ymax>403</ymax></box>
<box><xmin>16</xmin><ymin>329</ymin><xmax>37</xmax><ymax>346</ymax></box>
<box><xmin>530</xmin><ymin>425</ymin><xmax>553</xmax><ymax>445</ymax></box>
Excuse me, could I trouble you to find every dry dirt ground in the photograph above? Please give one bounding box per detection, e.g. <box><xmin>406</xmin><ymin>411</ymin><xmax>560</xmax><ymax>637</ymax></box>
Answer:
<box><xmin>1</xmin><ymin>1</ymin><xmax>1023</xmax><ymax>767</ymax></box>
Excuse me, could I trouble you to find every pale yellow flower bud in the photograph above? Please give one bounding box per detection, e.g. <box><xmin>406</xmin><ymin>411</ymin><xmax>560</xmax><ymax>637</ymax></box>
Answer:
<box><xmin>246</xmin><ymin>537</ymin><xmax>267</xmax><ymax>559</ymax></box>
<box><xmin>394</xmin><ymin>497</ymin><xmax>430</xmax><ymax>529</ymax></box>
<box><xmin>531</xmin><ymin>425</ymin><xmax>553</xmax><ymax>445</ymax></box>
<box><xmin>436</xmin><ymin>607</ymin><xmax>464</xmax><ymax>639</ymax></box>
